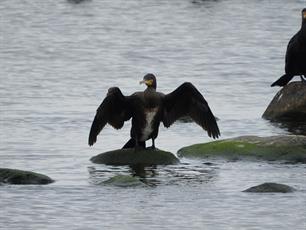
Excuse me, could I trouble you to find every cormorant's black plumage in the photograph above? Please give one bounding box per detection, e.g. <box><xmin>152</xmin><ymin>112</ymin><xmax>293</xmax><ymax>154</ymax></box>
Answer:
<box><xmin>88</xmin><ymin>74</ymin><xmax>220</xmax><ymax>148</ymax></box>
<box><xmin>271</xmin><ymin>8</ymin><xmax>306</xmax><ymax>87</ymax></box>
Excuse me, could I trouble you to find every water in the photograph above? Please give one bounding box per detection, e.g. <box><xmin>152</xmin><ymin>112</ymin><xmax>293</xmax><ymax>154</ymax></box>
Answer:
<box><xmin>1</xmin><ymin>0</ymin><xmax>306</xmax><ymax>229</ymax></box>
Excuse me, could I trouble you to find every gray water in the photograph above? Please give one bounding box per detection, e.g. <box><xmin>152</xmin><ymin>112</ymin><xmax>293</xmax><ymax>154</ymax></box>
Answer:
<box><xmin>1</xmin><ymin>0</ymin><xmax>306</xmax><ymax>229</ymax></box>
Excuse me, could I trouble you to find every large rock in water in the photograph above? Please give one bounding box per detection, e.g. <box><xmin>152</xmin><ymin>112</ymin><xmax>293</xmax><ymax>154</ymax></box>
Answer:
<box><xmin>177</xmin><ymin>135</ymin><xmax>306</xmax><ymax>163</ymax></box>
<box><xmin>243</xmin><ymin>183</ymin><xmax>295</xmax><ymax>193</ymax></box>
<box><xmin>0</xmin><ymin>168</ymin><xmax>54</xmax><ymax>185</ymax></box>
<box><xmin>91</xmin><ymin>148</ymin><xmax>180</xmax><ymax>165</ymax></box>
<box><xmin>263</xmin><ymin>82</ymin><xmax>306</xmax><ymax>121</ymax></box>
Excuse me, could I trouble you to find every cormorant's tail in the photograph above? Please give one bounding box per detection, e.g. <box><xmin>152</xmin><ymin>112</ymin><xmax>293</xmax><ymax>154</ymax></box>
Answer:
<box><xmin>271</xmin><ymin>74</ymin><xmax>294</xmax><ymax>87</ymax></box>
<box><xmin>122</xmin><ymin>138</ymin><xmax>146</xmax><ymax>149</ymax></box>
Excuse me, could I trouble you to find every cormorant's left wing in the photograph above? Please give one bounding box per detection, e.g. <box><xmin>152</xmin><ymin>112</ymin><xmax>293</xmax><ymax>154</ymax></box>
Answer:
<box><xmin>162</xmin><ymin>82</ymin><xmax>220</xmax><ymax>139</ymax></box>
<box><xmin>88</xmin><ymin>87</ymin><xmax>132</xmax><ymax>146</ymax></box>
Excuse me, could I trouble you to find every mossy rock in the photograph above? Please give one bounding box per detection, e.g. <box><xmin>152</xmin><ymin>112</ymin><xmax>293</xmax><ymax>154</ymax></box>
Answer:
<box><xmin>91</xmin><ymin>148</ymin><xmax>180</xmax><ymax>165</ymax></box>
<box><xmin>243</xmin><ymin>183</ymin><xmax>296</xmax><ymax>193</ymax></box>
<box><xmin>177</xmin><ymin>135</ymin><xmax>306</xmax><ymax>163</ymax></box>
<box><xmin>0</xmin><ymin>168</ymin><xmax>54</xmax><ymax>185</ymax></box>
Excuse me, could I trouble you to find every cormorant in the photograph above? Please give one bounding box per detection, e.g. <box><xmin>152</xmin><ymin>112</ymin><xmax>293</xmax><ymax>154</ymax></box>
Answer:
<box><xmin>271</xmin><ymin>8</ymin><xmax>306</xmax><ymax>87</ymax></box>
<box><xmin>88</xmin><ymin>73</ymin><xmax>220</xmax><ymax>149</ymax></box>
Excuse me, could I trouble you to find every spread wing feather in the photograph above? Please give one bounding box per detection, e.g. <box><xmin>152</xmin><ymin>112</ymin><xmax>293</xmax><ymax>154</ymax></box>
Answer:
<box><xmin>162</xmin><ymin>82</ymin><xmax>220</xmax><ymax>139</ymax></box>
<box><xmin>88</xmin><ymin>87</ymin><xmax>132</xmax><ymax>146</ymax></box>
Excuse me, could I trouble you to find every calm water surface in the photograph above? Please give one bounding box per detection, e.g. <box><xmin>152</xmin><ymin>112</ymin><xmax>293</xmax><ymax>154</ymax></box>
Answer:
<box><xmin>1</xmin><ymin>0</ymin><xmax>306</xmax><ymax>229</ymax></box>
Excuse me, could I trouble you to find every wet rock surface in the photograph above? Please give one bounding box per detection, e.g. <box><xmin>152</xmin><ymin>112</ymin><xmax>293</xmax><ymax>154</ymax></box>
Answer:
<box><xmin>91</xmin><ymin>148</ymin><xmax>180</xmax><ymax>165</ymax></box>
<box><xmin>0</xmin><ymin>168</ymin><xmax>54</xmax><ymax>185</ymax></box>
<box><xmin>243</xmin><ymin>182</ymin><xmax>296</xmax><ymax>193</ymax></box>
<box><xmin>263</xmin><ymin>82</ymin><xmax>306</xmax><ymax>121</ymax></box>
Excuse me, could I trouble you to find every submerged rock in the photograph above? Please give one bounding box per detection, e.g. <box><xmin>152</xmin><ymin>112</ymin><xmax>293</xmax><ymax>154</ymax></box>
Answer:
<box><xmin>177</xmin><ymin>135</ymin><xmax>306</xmax><ymax>163</ymax></box>
<box><xmin>91</xmin><ymin>148</ymin><xmax>180</xmax><ymax>165</ymax></box>
<box><xmin>243</xmin><ymin>183</ymin><xmax>295</xmax><ymax>193</ymax></box>
<box><xmin>67</xmin><ymin>0</ymin><xmax>90</xmax><ymax>4</ymax></box>
<box><xmin>0</xmin><ymin>168</ymin><xmax>54</xmax><ymax>185</ymax></box>
<box><xmin>263</xmin><ymin>82</ymin><xmax>306</xmax><ymax>121</ymax></box>
<box><xmin>102</xmin><ymin>175</ymin><xmax>145</xmax><ymax>187</ymax></box>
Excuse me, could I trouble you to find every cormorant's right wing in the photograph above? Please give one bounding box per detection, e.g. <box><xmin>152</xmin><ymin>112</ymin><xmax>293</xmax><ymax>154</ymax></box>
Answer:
<box><xmin>162</xmin><ymin>82</ymin><xmax>220</xmax><ymax>139</ymax></box>
<box><xmin>88</xmin><ymin>87</ymin><xmax>132</xmax><ymax>146</ymax></box>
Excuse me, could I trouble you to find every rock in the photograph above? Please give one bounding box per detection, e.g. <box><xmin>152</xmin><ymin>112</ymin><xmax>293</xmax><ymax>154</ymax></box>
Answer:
<box><xmin>67</xmin><ymin>0</ymin><xmax>90</xmax><ymax>4</ymax></box>
<box><xmin>263</xmin><ymin>82</ymin><xmax>306</xmax><ymax>121</ymax></box>
<box><xmin>177</xmin><ymin>135</ymin><xmax>306</xmax><ymax>163</ymax></box>
<box><xmin>0</xmin><ymin>168</ymin><xmax>54</xmax><ymax>185</ymax></box>
<box><xmin>243</xmin><ymin>183</ymin><xmax>295</xmax><ymax>193</ymax></box>
<box><xmin>91</xmin><ymin>148</ymin><xmax>180</xmax><ymax>165</ymax></box>
<box><xmin>102</xmin><ymin>175</ymin><xmax>145</xmax><ymax>187</ymax></box>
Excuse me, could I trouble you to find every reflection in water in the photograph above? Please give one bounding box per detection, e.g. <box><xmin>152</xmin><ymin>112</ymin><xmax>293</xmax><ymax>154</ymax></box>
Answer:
<box><xmin>270</xmin><ymin>121</ymin><xmax>306</xmax><ymax>136</ymax></box>
<box><xmin>129</xmin><ymin>164</ymin><xmax>159</xmax><ymax>187</ymax></box>
<box><xmin>88</xmin><ymin>161</ymin><xmax>218</xmax><ymax>187</ymax></box>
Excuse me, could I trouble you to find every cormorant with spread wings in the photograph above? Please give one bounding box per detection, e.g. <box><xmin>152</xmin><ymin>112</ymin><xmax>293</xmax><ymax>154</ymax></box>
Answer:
<box><xmin>88</xmin><ymin>73</ymin><xmax>220</xmax><ymax>149</ymax></box>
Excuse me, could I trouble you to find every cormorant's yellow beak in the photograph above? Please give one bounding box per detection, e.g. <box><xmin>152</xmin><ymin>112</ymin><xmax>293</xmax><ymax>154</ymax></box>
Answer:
<box><xmin>139</xmin><ymin>79</ymin><xmax>153</xmax><ymax>86</ymax></box>
<box><xmin>303</xmin><ymin>11</ymin><xmax>306</xmax><ymax>19</ymax></box>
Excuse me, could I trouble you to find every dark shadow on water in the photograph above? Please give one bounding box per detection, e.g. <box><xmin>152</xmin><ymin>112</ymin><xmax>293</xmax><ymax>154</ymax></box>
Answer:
<box><xmin>270</xmin><ymin>121</ymin><xmax>306</xmax><ymax>136</ymax></box>
<box><xmin>88</xmin><ymin>161</ymin><xmax>218</xmax><ymax>187</ymax></box>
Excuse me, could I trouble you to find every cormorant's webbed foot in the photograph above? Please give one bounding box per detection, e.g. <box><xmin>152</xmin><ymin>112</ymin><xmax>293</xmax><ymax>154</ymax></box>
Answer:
<box><xmin>147</xmin><ymin>138</ymin><xmax>156</xmax><ymax>150</ymax></box>
<box><xmin>147</xmin><ymin>146</ymin><xmax>156</xmax><ymax>150</ymax></box>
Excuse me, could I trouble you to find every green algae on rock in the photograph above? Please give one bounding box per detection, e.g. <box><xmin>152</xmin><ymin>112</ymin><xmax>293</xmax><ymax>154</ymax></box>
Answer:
<box><xmin>243</xmin><ymin>182</ymin><xmax>296</xmax><ymax>193</ymax></box>
<box><xmin>0</xmin><ymin>168</ymin><xmax>54</xmax><ymax>185</ymax></box>
<box><xmin>91</xmin><ymin>148</ymin><xmax>180</xmax><ymax>165</ymax></box>
<box><xmin>177</xmin><ymin>135</ymin><xmax>306</xmax><ymax>163</ymax></box>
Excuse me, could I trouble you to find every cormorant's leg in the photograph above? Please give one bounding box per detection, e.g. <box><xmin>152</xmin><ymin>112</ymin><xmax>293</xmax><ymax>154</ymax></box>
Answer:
<box><xmin>151</xmin><ymin>138</ymin><xmax>156</xmax><ymax>149</ymax></box>
<box><xmin>139</xmin><ymin>141</ymin><xmax>146</xmax><ymax>148</ymax></box>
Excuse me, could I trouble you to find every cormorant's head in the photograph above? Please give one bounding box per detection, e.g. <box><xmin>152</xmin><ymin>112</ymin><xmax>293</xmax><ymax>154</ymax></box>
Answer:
<box><xmin>140</xmin><ymin>73</ymin><xmax>157</xmax><ymax>89</ymax></box>
<box><xmin>302</xmin><ymin>8</ymin><xmax>306</xmax><ymax>23</ymax></box>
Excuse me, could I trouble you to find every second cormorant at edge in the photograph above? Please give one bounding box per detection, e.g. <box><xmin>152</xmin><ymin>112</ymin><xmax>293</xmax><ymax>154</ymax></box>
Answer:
<box><xmin>88</xmin><ymin>74</ymin><xmax>220</xmax><ymax>149</ymax></box>
<box><xmin>271</xmin><ymin>8</ymin><xmax>306</xmax><ymax>87</ymax></box>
